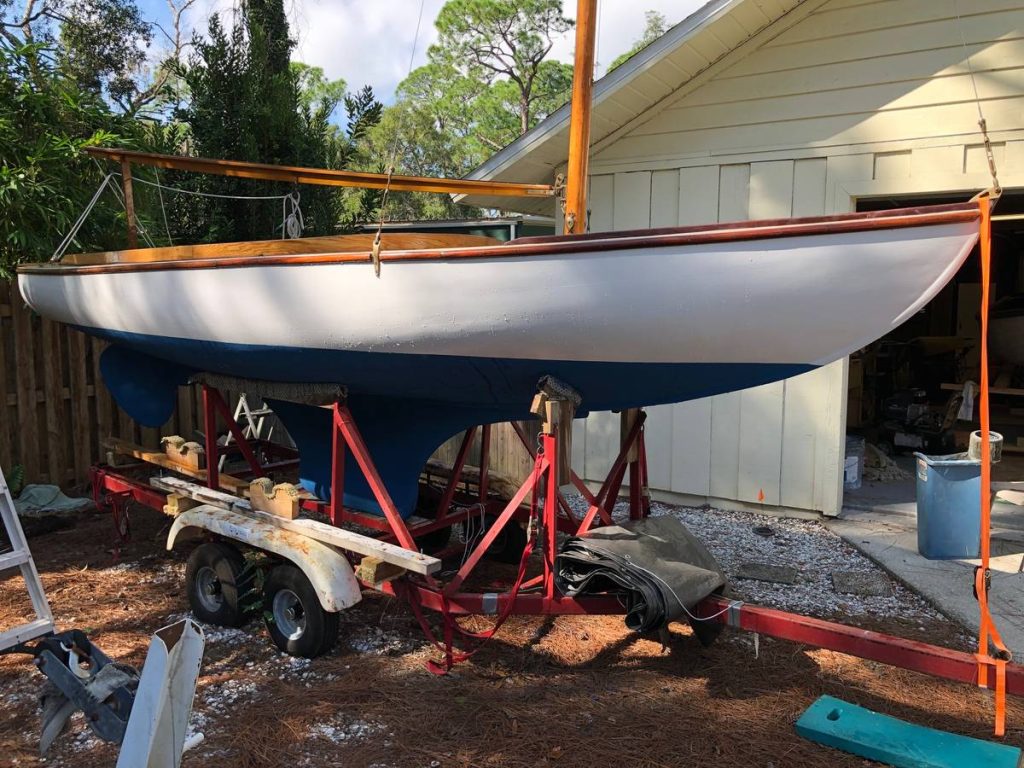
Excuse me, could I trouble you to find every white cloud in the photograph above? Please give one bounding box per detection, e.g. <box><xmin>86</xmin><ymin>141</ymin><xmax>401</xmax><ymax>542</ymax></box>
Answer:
<box><xmin>284</xmin><ymin>0</ymin><xmax>708</xmax><ymax>102</ymax></box>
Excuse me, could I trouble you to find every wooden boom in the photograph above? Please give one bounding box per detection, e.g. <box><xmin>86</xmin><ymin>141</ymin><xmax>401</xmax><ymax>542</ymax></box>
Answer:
<box><xmin>85</xmin><ymin>147</ymin><xmax>555</xmax><ymax>198</ymax></box>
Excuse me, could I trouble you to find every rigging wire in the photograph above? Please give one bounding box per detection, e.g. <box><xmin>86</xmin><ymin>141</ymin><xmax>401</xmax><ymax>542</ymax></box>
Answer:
<box><xmin>371</xmin><ymin>0</ymin><xmax>427</xmax><ymax>277</ymax></box>
<box><xmin>952</xmin><ymin>0</ymin><xmax>1001</xmax><ymax>195</ymax></box>
<box><xmin>51</xmin><ymin>161</ymin><xmax>305</xmax><ymax>261</ymax></box>
<box><xmin>153</xmin><ymin>169</ymin><xmax>174</xmax><ymax>246</ymax></box>
<box><xmin>50</xmin><ymin>174</ymin><xmax>115</xmax><ymax>262</ymax></box>
<box><xmin>106</xmin><ymin>174</ymin><xmax>158</xmax><ymax>249</ymax></box>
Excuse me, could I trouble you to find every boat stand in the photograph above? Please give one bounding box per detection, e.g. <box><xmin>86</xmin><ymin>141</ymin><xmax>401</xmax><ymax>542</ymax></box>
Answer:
<box><xmin>91</xmin><ymin>383</ymin><xmax>1024</xmax><ymax>709</ymax></box>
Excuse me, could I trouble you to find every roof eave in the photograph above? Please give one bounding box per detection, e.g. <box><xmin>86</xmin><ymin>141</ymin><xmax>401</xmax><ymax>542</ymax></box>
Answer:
<box><xmin>458</xmin><ymin>0</ymin><xmax>742</xmax><ymax>195</ymax></box>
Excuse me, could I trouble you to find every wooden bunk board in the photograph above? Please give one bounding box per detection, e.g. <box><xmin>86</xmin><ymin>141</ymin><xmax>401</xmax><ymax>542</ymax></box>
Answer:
<box><xmin>103</xmin><ymin>437</ymin><xmax>250</xmax><ymax>494</ymax></box>
<box><xmin>151</xmin><ymin>476</ymin><xmax>441</xmax><ymax>576</ymax></box>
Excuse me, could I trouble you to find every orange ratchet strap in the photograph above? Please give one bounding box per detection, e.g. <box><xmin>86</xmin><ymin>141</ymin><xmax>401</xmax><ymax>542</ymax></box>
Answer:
<box><xmin>975</xmin><ymin>192</ymin><xmax>1010</xmax><ymax>736</ymax></box>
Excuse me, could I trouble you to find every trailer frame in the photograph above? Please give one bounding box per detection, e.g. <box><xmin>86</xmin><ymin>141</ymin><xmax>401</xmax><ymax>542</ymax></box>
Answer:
<box><xmin>90</xmin><ymin>383</ymin><xmax>1023</xmax><ymax>715</ymax></box>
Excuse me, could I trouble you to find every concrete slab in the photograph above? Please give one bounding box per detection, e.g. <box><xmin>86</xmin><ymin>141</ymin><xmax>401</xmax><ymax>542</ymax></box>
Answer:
<box><xmin>827</xmin><ymin>508</ymin><xmax>1024</xmax><ymax>657</ymax></box>
<box><xmin>831</xmin><ymin>570</ymin><xmax>892</xmax><ymax>597</ymax></box>
<box><xmin>735</xmin><ymin>562</ymin><xmax>799</xmax><ymax>585</ymax></box>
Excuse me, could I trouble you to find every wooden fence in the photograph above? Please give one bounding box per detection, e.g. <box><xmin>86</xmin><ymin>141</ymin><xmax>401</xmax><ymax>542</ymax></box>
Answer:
<box><xmin>3</xmin><ymin>279</ymin><xmax>539</xmax><ymax>491</ymax></box>
<box><xmin>3</xmin><ymin>280</ymin><xmax>205</xmax><ymax>488</ymax></box>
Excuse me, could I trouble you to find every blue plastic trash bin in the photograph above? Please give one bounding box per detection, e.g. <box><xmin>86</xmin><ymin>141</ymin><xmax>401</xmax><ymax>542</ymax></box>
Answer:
<box><xmin>913</xmin><ymin>452</ymin><xmax>982</xmax><ymax>560</ymax></box>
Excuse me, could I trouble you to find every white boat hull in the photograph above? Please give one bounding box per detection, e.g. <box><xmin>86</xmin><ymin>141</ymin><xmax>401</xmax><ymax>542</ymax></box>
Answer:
<box><xmin>17</xmin><ymin>205</ymin><xmax>981</xmax><ymax>516</ymax></box>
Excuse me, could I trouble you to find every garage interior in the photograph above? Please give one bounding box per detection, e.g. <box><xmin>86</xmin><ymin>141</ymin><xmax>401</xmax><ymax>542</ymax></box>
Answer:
<box><xmin>844</xmin><ymin>190</ymin><xmax>1024</xmax><ymax>508</ymax></box>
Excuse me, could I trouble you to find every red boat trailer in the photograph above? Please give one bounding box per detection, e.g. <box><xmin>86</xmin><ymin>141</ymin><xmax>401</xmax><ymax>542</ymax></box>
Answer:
<box><xmin>91</xmin><ymin>383</ymin><xmax>1022</xmax><ymax>710</ymax></box>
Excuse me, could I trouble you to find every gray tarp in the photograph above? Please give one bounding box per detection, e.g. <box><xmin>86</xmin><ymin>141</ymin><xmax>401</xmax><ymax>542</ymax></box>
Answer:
<box><xmin>15</xmin><ymin>485</ymin><xmax>93</xmax><ymax>517</ymax></box>
<box><xmin>555</xmin><ymin>515</ymin><xmax>726</xmax><ymax>642</ymax></box>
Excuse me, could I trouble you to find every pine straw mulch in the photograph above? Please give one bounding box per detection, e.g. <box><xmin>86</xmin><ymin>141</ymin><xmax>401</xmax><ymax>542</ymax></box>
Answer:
<box><xmin>0</xmin><ymin>504</ymin><xmax>1022</xmax><ymax>768</ymax></box>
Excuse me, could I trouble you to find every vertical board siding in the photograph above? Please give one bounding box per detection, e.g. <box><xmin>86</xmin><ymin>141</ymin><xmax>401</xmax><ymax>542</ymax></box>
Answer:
<box><xmin>650</xmin><ymin>170</ymin><xmax>680</xmax><ymax>227</ymax></box>
<box><xmin>734</xmin><ymin>160</ymin><xmax>795</xmax><ymax>506</ymax></box>
<box><xmin>737</xmin><ymin>382</ymin><xmax>785</xmax><ymax>505</ymax></box>
<box><xmin>748</xmin><ymin>160</ymin><xmax>794</xmax><ymax>219</ymax></box>
<box><xmin>678</xmin><ymin>166</ymin><xmax>720</xmax><ymax>225</ymax></box>
<box><xmin>613</xmin><ymin>172</ymin><xmax>652</xmax><ymax>229</ymax></box>
<box><xmin>572</xmin><ymin>0</ymin><xmax>1024</xmax><ymax>516</ymax></box>
<box><xmin>708</xmin><ymin>393</ymin><xmax>742</xmax><ymax>500</ymax></box>
<box><xmin>718</xmin><ymin>165</ymin><xmax>751</xmax><ymax>222</ymax></box>
<box><xmin>644</xmin><ymin>170</ymin><xmax>680</xmax><ymax>492</ymax></box>
<box><xmin>588</xmin><ymin>175</ymin><xmax>615</xmax><ymax>233</ymax></box>
<box><xmin>671</xmin><ymin>401</ymin><xmax>712</xmax><ymax>496</ymax></box>
<box><xmin>792</xmin><ymin>159</ymin><xmax>827</xmax><ymax>216</ymax></box>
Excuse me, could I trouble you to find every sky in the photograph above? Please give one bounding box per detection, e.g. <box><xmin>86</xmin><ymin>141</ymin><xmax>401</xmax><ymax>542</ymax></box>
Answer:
<box><xmin>139</xmin><ymin>0</ymin><xmax>707</xmax><ymax>103</ymax></box>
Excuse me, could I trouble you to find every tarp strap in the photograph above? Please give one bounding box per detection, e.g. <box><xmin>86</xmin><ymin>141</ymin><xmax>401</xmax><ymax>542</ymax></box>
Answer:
<box><xmin>408</xmin><ymin>451</ymin><xmax>544</xmax><ymax>674</ymax></box>
<box><xmin>974</xmin><ymin>192</ymin><xmax>1010</xmax><ymax>737</ymax></box>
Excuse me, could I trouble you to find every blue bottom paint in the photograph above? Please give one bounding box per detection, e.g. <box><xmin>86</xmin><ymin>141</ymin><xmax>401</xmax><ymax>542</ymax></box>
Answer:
<box><xmin>89</xmin><ymin>327</ymin><xmax>815</xmax><ymax>517</ymax></box>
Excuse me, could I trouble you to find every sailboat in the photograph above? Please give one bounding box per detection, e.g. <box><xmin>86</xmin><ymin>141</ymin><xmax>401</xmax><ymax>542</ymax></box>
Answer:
<box><xmin>16</xmin><ymin>2</ymin><xmax>982</xmax><ymax>518</ymax></box>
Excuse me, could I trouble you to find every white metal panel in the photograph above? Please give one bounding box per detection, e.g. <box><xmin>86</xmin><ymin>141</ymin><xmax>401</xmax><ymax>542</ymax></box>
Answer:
<box><xmin>813</xmin><ymin>357</ymin><xmax>848</xmax><ymax>515</ymax></box>
<box><xmin>1007</xmin><ymin>141</ymin><xmax>1024</xmax><ymax>172</ymax></box>
<box><xmin>910</xmin><ymin>145</ymin><xmax>963</xmax><ymax>181</ymax></box>
<box><xmin>671</xmin><ymin>400</ymin><xmax>713</xmax><ymax>496</ymax></box>
<box><xmin>678</xmin><ymin>166</ymin><xmax>720</xmax><ymax>225</ymax></box>
<box><xmin>589</xmin><ymin>175</ymin><xmax>615</xmax><ymax>231</ymax></box>
<box><xmin>709</xmin><ymin>392</ymin><xmax>742</xmax><ymax>500</ymax></box>
<box><xmin>966</xmin><ymin>142</ymin><xmax>1008</xmax><ymax>175</ymax></box>
<box><xmin>584</xmin><ymin>411</ymin><xmax>619</xmax><ymax>481</ymax></box>
<box><xmin>650</xmin><ymin>170</ymin><xmax>680</xmax><ymax>227</ymax></box>
<box><xmin>738</xmin><ymin>381</ymin><xmax>786</xmax><ymax>505</ymax></box>
<box><xmin>735</xmin><ymin>161</ymin><xmax>794</xmax><ymax>505</ymax></box>
<box><xmin>792</xmin><ymin>158</ymin><xmax>827</xmax><ymax>216</ymax></box>
<box><xmin>560</xmin><ymin>0</ymin><xmax>1024</xmax><ymax>518</ymax></box>
<box><xmin>644</xmin><ymin>404</ymin><xmax>674</xmax><ymax>491</ymax></box>
<box><xmin>874</xmin><ymin>151</ymin><xmax>912</xmax><ymax>179</ymax></box>
<box><xmin>613</xmin><ymin>172</ymin><xmax>652</xmax><ymax>228</ymax></box>
<box><xmin>780</xmin><ymin>366</ymin><xmax>827</xmax><ymax>510</ymax></box>
<box><xmin>749</xmin><ymin>161</ymin><xmax>794</xmax><ymax>218</ymax></box>
<box><xmin>643</xmin><ymin>169</ymin><xmax>680</xmax><ymax>492</ymax></box>
<box><xmin>825</xmin><ymin>153</ymin><xmax>873</xmax><ymax>212</ymax></box>
<box><xmin>571</xmin><ymin>418</ymin><xmax>587</xmax><ymax>477</ymax></box>
<box><xmin>718</xmin><ymin>164</ymin><xmax>751</xmax><ymax>221</ymax></box>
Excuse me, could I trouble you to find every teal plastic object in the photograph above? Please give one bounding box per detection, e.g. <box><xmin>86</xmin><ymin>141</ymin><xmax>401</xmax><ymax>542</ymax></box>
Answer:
<box><xmin>913</xmin><ymin>452</ymin><xmax>982</xmax><ymax>560</ymax></box>
<box><xmin>795</xmin><ymin>695</ymin><xmax>1022</xmax><ymax>768</ymax></box>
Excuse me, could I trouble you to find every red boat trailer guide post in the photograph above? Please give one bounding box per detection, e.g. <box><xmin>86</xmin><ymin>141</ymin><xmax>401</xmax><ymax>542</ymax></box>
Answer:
<box><xmin>91</xmin><ymin>382</ymin><xmax>1023</xmax><ymax>709</ymax></box>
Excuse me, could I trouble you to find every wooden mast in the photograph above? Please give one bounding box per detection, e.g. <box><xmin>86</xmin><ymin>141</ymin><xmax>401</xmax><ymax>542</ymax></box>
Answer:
<box><xmin>563</xmin><ymin>0</ymin><xmax>598</xmax><ymax>235</ymax></box>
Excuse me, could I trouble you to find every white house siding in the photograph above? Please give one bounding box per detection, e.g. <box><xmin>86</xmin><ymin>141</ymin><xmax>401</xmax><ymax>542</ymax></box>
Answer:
<box><xmin>571</xmin><ymin>0</ymin><xmax>1024</xmax><ymax>516</ymax></box>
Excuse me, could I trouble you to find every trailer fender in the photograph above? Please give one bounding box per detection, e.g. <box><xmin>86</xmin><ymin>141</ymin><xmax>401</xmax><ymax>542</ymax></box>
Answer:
<box><xmin>167</xmin><ymin>506</ymin><xmax>361</xmax><ymax>612</ymax></box>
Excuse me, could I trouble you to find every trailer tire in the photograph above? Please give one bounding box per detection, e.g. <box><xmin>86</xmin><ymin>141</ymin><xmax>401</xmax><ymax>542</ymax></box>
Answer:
<box><xmin>263</xmin><ymin>564</ymin><xmax>339</xmax><ymax>658</ymax></box>
<box><xmin>487</xmin><ymin>516</ymin><xmax>528</xmax><ymax>564</ymax></box>
<box><xmin>414</xmin><ymin>525</ymin><xmax>452</xmax><ymax>555</ymax></box>
<box><xmin>185</xmin><ymin>542</ymin><xmax>253</xmax><ymax>627</ymax></box>
<box><xmin>463</xmin><ymin>515</ymin><xmax>528</xmax><ymax>564</ymax></box>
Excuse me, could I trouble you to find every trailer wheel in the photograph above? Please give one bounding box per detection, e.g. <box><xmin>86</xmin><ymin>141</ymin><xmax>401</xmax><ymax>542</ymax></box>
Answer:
<box><xmin>463</xmin><ymin>515</ymin><xmax>528</xmax><ymax>564</ymax></box>
<box><xmin>414</xmin><ymin>525</ymin><xmax>452</xmax><ymax>555</ymax></box>
<box><xmin>263</xmin><ymin>564</ymin><xmax>339</xmax><ymax>658</ymax></box>
<box><xmin>185</xmin><ymin>542</ymin><xmax>252</xmax><ymax>627</ymax></box>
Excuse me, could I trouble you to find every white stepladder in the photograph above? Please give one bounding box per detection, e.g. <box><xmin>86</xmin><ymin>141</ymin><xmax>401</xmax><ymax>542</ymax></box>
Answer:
<box><xmin>218</xmin><ymin>392</ymin><xmax>276</xmax><ymax>472</ymax></box>
<box><xmin>0</xmin><ymin>464</ymin><xmax>205</xmax><ymax>765</ymax></box>
<box><xmin>0</xmin><ymin>465</ymin><xmax>54</xmax><ymax>651</ymax></box>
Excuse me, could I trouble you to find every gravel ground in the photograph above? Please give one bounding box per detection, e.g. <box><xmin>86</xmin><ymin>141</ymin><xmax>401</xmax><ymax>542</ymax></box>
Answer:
<box><xmin>0</xmin><ymin>500</ymin><xmax>1007</xmax><ymax>767</ymax></box>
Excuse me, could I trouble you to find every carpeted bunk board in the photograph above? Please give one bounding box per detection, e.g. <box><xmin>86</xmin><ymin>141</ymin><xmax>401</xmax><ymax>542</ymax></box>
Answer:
<box><xmin>555</xmin><ymin>515</ymin><xmax>727</xmax><ymax>644</ymax></box>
